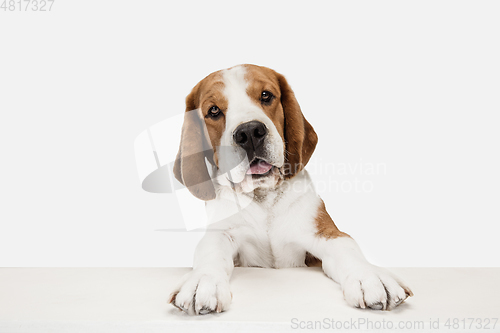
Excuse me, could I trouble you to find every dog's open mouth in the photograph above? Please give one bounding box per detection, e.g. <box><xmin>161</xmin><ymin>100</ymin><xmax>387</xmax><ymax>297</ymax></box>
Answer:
<box><xmin>246</xmin><ymin>158</ymin><xmax>273</xmax><ymax>177</ymax></box>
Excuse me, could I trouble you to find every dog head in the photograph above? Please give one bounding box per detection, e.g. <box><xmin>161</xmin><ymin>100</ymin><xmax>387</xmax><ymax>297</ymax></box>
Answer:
<box><xmin>174</xmin><ymin>64</ymin><xmax>317</xmax><ymax>200</ymax></box>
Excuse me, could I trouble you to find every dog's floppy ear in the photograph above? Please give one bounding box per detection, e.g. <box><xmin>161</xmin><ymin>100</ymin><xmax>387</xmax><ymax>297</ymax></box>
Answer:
<box><xmin>173</xmin><ymin>87</ymin><xmax>216</xmax><ymax>201</ymax></box>
<box><xmin>277</xmin><ymin>72</ymin><xmax>318</xmax><ymax>179</ymax></box>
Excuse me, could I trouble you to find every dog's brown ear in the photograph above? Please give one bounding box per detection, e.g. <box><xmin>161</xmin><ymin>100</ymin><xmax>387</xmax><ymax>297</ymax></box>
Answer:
<box><xmin>173</xmin><ymin>88</ymin><xmax>216</xmax><ymax>201</ymax></box>
<box><xmin>277</xmin><ymin>72</ymin><xmax>318</xmax><ymax>178</ymax></box>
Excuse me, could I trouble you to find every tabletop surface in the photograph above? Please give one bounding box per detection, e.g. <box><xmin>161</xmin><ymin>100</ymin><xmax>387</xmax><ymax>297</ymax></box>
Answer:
<box><xmin>0</xmin><ymin>267</ymin><xmax>499</xmax><ymax>332</ymax></box>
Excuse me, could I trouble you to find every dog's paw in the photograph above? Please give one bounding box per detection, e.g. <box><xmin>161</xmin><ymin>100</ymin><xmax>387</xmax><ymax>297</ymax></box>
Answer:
<box><xmin>342</xmin><ymin>266</ymin><xmax>413</xmax><ymax>310</ymax></box>
<box><xmin>168</xmin><ymin>270</ymin><xmax>232</xmax><ymax>315</ymax></box>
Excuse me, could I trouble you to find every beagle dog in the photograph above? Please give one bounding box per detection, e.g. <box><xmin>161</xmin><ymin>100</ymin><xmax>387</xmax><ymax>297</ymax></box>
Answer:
<box><xmin>168</xmin><ymin>64</ymin><xmax>413</xmax><ymax>315</ymax></box>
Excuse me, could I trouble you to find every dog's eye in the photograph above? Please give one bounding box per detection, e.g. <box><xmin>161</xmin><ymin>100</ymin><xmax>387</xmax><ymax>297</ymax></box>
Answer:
<box><xmin>260</xmin><ymin>91</ymin><xmax>274</xmax><ymax>104</ymax></box>
<box><xmin>208</xmin><ymin>106</ymin><xmax>221</xmax><ymax>118</ymax></box>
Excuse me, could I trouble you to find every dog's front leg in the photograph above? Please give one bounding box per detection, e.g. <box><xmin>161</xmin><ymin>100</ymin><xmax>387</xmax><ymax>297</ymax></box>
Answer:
<box><xmin>312</xmin><ymin>236</ymin><xmax>413</xmax><ymax>310</ymax></box>
<box><xmin>168</xmin><ymin>230</ymin><xmax>237</xmax><ymax>315</ymax></box>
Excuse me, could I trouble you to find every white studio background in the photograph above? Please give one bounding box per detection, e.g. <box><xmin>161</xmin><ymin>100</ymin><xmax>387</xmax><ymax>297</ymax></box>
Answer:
<box><xmin>0</xmin><ymin>0</ymin><xmax>499</xmax><ymax>267</ymax></box>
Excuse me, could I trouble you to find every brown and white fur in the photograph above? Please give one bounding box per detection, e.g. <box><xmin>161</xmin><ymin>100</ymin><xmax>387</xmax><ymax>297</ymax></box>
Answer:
<box><xmin>168</xmin><ymin>64</ymin><xmax>413</xmax><ymax>315</ymax></box>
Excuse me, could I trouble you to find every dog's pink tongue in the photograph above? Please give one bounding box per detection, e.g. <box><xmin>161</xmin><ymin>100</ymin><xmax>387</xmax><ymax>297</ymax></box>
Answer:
<box><xmin>246</xmin><ymin>161</ymin><xmax>273</xmax><ymax>175</ymax></box>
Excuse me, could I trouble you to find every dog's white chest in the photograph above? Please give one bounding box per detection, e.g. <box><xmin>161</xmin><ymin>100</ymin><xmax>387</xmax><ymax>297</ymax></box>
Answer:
<box><xmin>233</xmin><ymin>197</ymin><xmax>308</xmax><ymax>268</ymax></box>
<box><xmin>207</xmin><ymin>171</ymin><xmax>321</xmax><ymax>269</ymax></box>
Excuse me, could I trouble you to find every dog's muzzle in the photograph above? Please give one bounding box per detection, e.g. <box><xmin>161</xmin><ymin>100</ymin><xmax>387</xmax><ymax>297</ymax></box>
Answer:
<box><xmin>232</xmin><ymin>121</ymin><xmax>274</xmax><ymax>176</ymax></box>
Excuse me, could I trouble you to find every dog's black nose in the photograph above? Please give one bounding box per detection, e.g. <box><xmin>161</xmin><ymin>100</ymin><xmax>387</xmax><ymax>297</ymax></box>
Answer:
<box><xmin>233</xmin><ymin>121</ymin><xmax>268</xmax><ymax>155</ymax></box>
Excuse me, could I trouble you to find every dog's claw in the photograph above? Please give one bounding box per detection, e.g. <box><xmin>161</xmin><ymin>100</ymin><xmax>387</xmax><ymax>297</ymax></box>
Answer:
<box><xmin>199</xmin><ymin>307</ymin><xmax>212</xmax><ymax>315</ymax></box>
